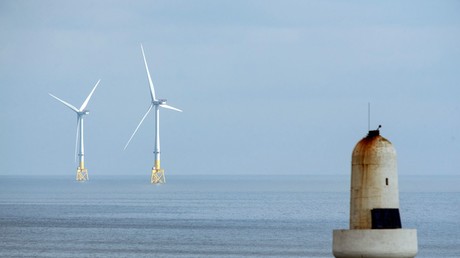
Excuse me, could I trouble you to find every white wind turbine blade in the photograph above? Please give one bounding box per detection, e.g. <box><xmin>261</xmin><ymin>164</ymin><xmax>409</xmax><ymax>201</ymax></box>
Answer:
<box><xmin>124</xmin><ymin>104</ymin><xmax>153</xmax><ymax>150</ymax></box>
<box><xmin>160</xmin><ymin>104</ymin><xmax>183</xmax><ymax>112</ymax></box>
<box><xmin>80</xmin><ymin>79</ymin><xmax>101</xmax><ymax>111</ymax></box>
<box><xmin>141</xmin><ymin>44</ymin><xmax>157</xmax><ymax>101</ymax></box>
<box><xmin>49</xmin><ymin>93</ymin><xmax>79</xmax><ymax>113</ymax></box>
<box><xmin>75</xmin><ymin>116</ymin><xmax>80</xmax><ymax>163</ymax></box>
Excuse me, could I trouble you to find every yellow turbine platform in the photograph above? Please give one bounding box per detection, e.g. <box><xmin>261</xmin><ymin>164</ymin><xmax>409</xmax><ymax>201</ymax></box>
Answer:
<box><xmin>76</xmin><ymin>161</ymin><xmax>88</xmax><ymax>181</ymax></box>
<box><xmin>151</xmin><ymin>160</ymin><xmax>165</xmax><ymax>184</ymax></box>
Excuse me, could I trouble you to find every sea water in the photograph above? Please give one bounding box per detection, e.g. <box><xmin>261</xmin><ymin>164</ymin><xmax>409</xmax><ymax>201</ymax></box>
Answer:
<box><xmin>0</xmin><ymin>175</ymin><xmax>458</xmax><ymax>257</ymax></box>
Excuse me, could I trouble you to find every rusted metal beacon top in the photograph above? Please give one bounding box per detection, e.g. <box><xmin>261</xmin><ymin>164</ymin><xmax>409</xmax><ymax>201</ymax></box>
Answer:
<box><xmin>352</xmin><ymin>126</ymin><xmax>396</xmax><ymax>165</ymax></box>
<box><xmin>367</xmin><ymin>128</ymin><xmax>380</xmax><ymax>137</ymax></box>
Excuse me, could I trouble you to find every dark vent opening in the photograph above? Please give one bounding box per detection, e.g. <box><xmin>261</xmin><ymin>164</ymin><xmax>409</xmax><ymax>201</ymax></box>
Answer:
<box><xmin>371</xmin><ymin>208</ymin><xmax>402</xmax><ymax>229</ymax></box>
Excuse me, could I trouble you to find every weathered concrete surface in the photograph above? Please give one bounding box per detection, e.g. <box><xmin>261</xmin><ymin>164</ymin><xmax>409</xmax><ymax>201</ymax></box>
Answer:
<box><xmin>333</xmin><ymin>229</ymin><xmax>418</xmax><ymax>258</ymax></box>
<box><xmin>350</xmin><ymin>134</ymin><xmax>399</xmax><ymax>229</ymax></box>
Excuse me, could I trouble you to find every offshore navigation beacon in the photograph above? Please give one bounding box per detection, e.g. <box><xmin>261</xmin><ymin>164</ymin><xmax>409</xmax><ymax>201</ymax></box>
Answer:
<box><xmin>332</xmin><ymin>127</ymin><xmax>418</xmax><ymax>258</ymax></box>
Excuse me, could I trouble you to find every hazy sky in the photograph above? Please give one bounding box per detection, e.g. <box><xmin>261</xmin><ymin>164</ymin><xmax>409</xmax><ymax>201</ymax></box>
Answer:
<box><xmin>1</xmin><ymin>0</ymin><xmax>459</xmax><ymax>176</ymax></box>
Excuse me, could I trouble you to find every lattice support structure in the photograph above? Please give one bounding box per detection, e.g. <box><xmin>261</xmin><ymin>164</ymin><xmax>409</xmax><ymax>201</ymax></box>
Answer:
<box><xmin>76</xmin><ymin>161</ymin><xmax>88</xmax><ymax>181</ymax></box>
<box><xmin>151</xmin><ymin>168</ymin><xmax>165</xmax><ymax>184</ymax></box>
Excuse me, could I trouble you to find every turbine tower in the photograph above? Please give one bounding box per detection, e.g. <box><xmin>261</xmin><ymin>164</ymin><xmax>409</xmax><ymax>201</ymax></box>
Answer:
<box><xmin>49</xmin><ymin>80</ymin><xmax>101</xmax><ymax>181</ymax></box>
<box><xmin>124</xmin><ymin>45</ymin><xmax>182</xmax><ymax>184</ymax></box>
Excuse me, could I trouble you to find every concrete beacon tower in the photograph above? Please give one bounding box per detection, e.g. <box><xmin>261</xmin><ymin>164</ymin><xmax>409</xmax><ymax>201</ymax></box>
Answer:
<box><xmin>333</xmin><ymin>128</ymin><xmax>418</xmax><ymax>258</ymax></box>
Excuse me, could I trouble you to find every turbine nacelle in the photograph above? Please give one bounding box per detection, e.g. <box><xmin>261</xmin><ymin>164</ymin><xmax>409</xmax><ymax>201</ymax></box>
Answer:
<box><xmin>78</xmin><ymin>110</ymin><xmax>90</xmax><ymax>115</ymax></box>
<box><xmin>153</xmin><ymin>99</ymin><xmax>167</xmax><ymax>105</ymax></box>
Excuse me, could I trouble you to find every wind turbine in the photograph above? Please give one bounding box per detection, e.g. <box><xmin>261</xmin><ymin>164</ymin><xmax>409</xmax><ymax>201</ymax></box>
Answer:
<box><xmin>124</xmin><ymin>45</ymin><xmax>182</xmax><ymax>184</ymax></box>
<box><xmin>49</xmin><ymin>80</ymin><xmax>101</xmax><ymax>181</ymax></box>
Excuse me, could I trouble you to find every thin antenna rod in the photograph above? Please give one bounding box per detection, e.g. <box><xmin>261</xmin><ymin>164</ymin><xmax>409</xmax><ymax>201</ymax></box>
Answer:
<box><xmin>368</xmin><ymin>102</ymin><xmax>370</xmax><ymax>132</ymax></box>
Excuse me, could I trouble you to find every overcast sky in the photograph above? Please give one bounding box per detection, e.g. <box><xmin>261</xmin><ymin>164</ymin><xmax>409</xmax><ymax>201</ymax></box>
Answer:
<box><xmin>1</xmin><ymin>0</ymin><xmax>459</xmax><ymax>176</ymax></box>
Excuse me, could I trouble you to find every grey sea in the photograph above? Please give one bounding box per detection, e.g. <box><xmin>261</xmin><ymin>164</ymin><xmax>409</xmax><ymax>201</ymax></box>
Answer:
<box><xmin>0</xmin><ymin>175</ymin><xmax>459</xmax><ymax>258</ymax></box>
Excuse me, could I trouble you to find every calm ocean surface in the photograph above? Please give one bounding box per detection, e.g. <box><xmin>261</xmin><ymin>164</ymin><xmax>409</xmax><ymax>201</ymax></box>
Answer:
<box><xmin>0</xmin><ymin>175</ymin><xmax>459</xmax><ymax>257</ymax></box>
